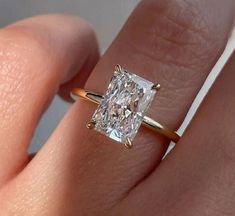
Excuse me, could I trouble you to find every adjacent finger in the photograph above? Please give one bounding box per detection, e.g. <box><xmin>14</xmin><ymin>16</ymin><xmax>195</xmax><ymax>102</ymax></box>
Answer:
<box><xmin>0</xmin><ymin>14</ymin><xmax>99</xmax><ymax>185</ymax></box>
<box><xmin>26</xmin><ymin>0</ymin><xmax>234</xmax><ymax>213</ymax></box>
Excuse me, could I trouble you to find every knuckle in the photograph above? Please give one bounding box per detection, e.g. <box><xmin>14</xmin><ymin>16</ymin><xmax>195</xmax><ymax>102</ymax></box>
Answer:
<box><xmin>0</xmin><ymin>27</ymin><xmax>54</xmax><ymax>118</ymax></box>
<box><xmin>0</xmin><ymin>26</ymin><xmax>52</xmax><ymax>79</ymax></box>
<box><xmin>0</xmin><ymin>26</ymin><xmax>54</xmax><ymax>92</ymax></box>
<box><xmin>126</xmin><ymin>0</ymin><xmax>225</xmax><ymax>71</ymax></box>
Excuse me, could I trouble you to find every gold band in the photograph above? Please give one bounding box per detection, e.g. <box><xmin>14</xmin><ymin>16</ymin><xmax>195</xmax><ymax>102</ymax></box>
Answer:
<box><xmin>71</xmin><ymin>88</ymin><xmax>180</xmax><ymax>143</ymax></box>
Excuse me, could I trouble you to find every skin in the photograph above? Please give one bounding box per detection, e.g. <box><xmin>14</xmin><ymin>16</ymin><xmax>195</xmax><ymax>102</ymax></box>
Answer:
<box><xmin>0</xmin><ymin>0</ymin><xmax>235</xmax><ymax>215</ymax></box>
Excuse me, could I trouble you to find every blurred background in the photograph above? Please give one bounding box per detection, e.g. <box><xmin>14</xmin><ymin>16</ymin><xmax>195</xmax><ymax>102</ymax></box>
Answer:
<box><xmin>0</xmin><ymin>0</ymin><xmax>234</xmax><ymax>152</ymax></box>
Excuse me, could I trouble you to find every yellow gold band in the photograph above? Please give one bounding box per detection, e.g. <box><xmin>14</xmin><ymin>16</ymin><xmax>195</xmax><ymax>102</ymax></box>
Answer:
<box><xmin>71</xmin><ymin>88</ymin><xmax>180</xmax><ymax>143</ymax></box>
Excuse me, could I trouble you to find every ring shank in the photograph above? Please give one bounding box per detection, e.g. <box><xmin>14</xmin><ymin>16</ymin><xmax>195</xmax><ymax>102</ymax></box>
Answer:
<box><xmin>71</xmin><ymin>88</ymin><xmax>180</xmax><ymax>143</ymax></box>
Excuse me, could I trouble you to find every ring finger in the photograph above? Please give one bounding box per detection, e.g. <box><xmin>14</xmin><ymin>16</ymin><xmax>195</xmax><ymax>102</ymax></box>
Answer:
<box><xmin>26</xmin><ymin>0</ymin><xmax>235</xmax><ymax>214</ymax></box>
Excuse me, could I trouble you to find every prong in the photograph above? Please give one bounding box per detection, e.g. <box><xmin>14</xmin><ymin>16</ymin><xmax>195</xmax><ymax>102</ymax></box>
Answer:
<box><xmin>115</xmin><ymin>64</ymin><xmax>123</xmax><ymax>72</ymax></box>
<box><xmin>152</xmin><ymin>83</ymin><xmax>161</xmax><ymax>91</ymax></box>
<box><xmin>86</xmin><ymin>121</ymin><xmax>96</xmax><ymax>129</ymax></box>
<box><xmin>124</xmin><ymin>138</ymin><xmax>133</xmax><ymax>149</ymax></box>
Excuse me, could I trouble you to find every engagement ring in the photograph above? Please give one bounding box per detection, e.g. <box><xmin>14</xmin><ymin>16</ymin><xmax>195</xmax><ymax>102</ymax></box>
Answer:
<box><xmin>71</xmin><ymin>65</ymin><xmax>180</xmax><ymax>149</ymax></box>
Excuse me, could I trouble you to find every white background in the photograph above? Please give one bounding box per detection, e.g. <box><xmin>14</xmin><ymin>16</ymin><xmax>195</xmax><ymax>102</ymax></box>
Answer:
<box><xmin>0</xmin><ymin>0</ymin><xmax>234</xmax><ymax>152</ymax></box>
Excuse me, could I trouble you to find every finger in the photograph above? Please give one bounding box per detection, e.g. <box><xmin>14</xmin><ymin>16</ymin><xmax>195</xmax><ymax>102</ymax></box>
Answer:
<box><xmin>126</xmin><ymin>50</ymin><xmax>235</xmax><ymax>215</ymax></box>
<box><xmin>0</xmin><ymin>14</ymin><xmax>99</xmax><ymax>185</ymax></box>
<box><xmin>29</xmin><ymin>0</ymin><xmax>234</xmax><ymax>213</ymax></box>
<box><xmin>58</xmin><ymin>47</ymin><xmax>99</xmax><ymax>102</ymax></box>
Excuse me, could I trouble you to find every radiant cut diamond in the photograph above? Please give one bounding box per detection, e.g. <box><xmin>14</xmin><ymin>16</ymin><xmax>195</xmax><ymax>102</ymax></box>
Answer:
<box><xmin>91</xmin><ymin>67</ymin><xmax>156</xmax><ymax>144</ymax></box>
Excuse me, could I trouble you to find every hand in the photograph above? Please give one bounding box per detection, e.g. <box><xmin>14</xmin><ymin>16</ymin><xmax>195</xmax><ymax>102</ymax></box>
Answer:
<box><xmin>0</xmin><ymin>0</ymin><xmax>235</xmax><ymax>215</ymax></box>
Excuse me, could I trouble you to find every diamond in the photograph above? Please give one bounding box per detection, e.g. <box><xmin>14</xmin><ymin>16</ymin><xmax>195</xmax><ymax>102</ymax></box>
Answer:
<box><xmin>91</xmin><ymin>67</ymin><xmax>156</xmax><ymax>145</ymax></box>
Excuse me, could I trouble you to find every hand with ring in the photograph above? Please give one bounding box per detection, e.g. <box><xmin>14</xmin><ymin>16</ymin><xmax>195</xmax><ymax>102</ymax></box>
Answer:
<box><xmin>0</xmin><ymin>0</ymin><xmax>235</xmax><ymax>215</ymax></box>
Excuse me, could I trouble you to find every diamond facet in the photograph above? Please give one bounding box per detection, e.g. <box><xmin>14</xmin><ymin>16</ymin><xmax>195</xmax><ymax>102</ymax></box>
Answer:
<box><xmin>91</xmin><ymin>67</ymin><xmax>156</xmax><ymax>144</ymax></box>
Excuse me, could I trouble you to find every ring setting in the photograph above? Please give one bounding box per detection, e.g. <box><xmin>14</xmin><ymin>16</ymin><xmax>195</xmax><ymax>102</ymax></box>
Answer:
<box><xmin>71</xmin><ymin>65</ymin><xmax>180</xmax><ymax>149</ymax></box>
